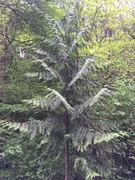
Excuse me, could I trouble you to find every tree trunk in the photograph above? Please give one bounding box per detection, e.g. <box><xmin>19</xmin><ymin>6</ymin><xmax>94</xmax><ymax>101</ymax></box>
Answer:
<box><xmin>64</xmin><ymin>63</ymin><xmax>71</xmax><ymax>180</ymax></box>
<box><xmin>64</xmin><ymin>139</ymin><xmax>70</xmax><ymax>180</ymax></box>
<box><xmin>64</xmin><ymin>106</ymin><xmax>70</xmax><ymax>180</ymax></box>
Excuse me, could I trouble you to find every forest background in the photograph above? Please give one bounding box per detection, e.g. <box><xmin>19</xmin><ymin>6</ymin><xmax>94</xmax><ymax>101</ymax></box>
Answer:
<box><xmin>0</xmin><ymin>0</ymin><xmax>135</xmax><ymax>180</ymax></box>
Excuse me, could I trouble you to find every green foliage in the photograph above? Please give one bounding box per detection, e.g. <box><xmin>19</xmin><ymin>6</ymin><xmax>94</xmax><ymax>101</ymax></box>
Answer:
<box><xmin>3</xmin><ymin>59</ymin><xmax>49</xmax><ymax>104</ymax></box>
<box><xmin>0</xmin><ymin>128</ymin><xmax>64</xmax><ymax>180</ymax></box>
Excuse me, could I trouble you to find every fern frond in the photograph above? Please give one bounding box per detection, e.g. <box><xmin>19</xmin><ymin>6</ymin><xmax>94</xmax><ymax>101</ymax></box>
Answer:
<box><xmin>86</xmin><ymin>171</ymin><xmax>100</xmax><ymax>180</ymax></box>
<box><xmin>47</xmin><ymin>88</ymin><xmax>75</xmax><ymax>114</ymax></box>
<box><xmin>34</xmin><ymin>48</ymin><xmax>57</xmax><ymax>64</ymax></box>
<box><xmin>70</xmin><ymin>27</ymin><xmax>89</xmax><ymax>52</ymax></box>
<box><xmin>78</xmin><ymin>87</ymin><xmax>113</xmax><ymax>114</ymax></box>
<box><xmin>93</xmin><ymin>131</ymin><xmax>128</xmax><ymax>145</ymax></box>
<box><xmin>34</xmin><ymin>60</ymin><xmax>58</xmax><ymax>79</ymax></box>
<box><xmin>45</xmin><ymin>16</ymin><xmax>69</xmax><ymax>62</ymax></box>
<box><xmin>26</xmin><ymin>59</ymin><xmax>63</xmax><ymax>82</ymax></box>
<box><xmin>0</xmin><ymin>120</ymin><xmax>28</xmax><ymax>132</ymax></box>
<box><xmin>74</xmin><ymin>157</ymin><xmax>100</xmax><ymax>180</ymax></box>
<box><xmin>72</xmin><ymin>127</ymin><xmax>128</xmax><ymax>152</ymax></box>
<box><xmin>68</xmin><ymin>57</ymin><xmax>95</xmax><ymax>87</ymax></box>
<box><xmin>23</xmin><ymin>89</ymin><xmax>75</xmax><ymax>114</ymax></box>
<box><xmin>23</xmin><ymin>93</ymin><xmax>60</xmax><ymax>111</ymax></box>
<box><xmin>26</xmin><ymin>71</ymin><xmax>55</xmax><ymax>81</ymax></box>
<box><xmin>0</xmin><ymin>119</ymin><xmax>56</xmax><ymax>139</ymax></box>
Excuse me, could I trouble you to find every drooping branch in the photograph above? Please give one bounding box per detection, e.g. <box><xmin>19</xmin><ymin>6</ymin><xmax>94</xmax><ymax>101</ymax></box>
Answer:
<box><xmin>68</xmin><ymin>57</ymin><xmax>95</xmax><ymax>87</ymax></box>
<box><xmin>78</xmin><ymin>87</ymin><xmax>113</xmax><ymax>114</ymax></box>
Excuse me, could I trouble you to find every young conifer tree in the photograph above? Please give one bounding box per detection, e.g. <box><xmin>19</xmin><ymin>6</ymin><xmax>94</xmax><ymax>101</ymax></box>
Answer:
<box><xmin>1</xmin><ymin>1</ymin><xmax>126</xmax><ymax>179</ymax></box>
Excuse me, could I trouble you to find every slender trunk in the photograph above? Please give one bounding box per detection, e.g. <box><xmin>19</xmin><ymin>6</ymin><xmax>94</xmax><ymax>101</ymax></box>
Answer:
<box><xmin>64</xmin><ymin>139</ymin><xmax>70</xmax><ymax>180</ymax></box>
<box><xmin>64</xmin><ymin>107</ymin><xmax>70</xmax><ymax>180</ymax></box>
<box><xmin>64</xmin><ymin>63</ymin><xmax>71</xmax><ymax>180</ymax></box>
